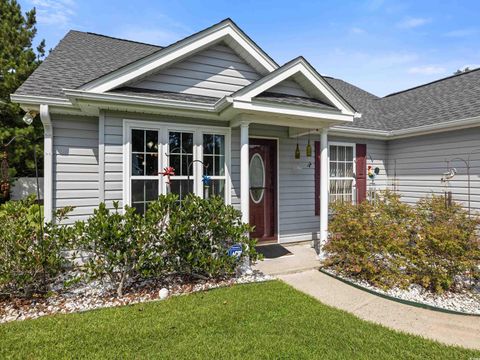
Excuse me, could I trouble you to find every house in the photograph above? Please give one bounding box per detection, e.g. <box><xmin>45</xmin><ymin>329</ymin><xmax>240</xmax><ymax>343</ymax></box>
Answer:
<box><xmin>11</xmin><ymin>19</ymin><xmax>480</xmax><ymax>247</ymax></box>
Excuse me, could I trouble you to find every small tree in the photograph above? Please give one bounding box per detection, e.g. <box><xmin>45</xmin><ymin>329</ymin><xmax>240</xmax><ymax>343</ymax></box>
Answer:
<box><xmin>0</xmin><ymin>0</ymin><xmax>46</xmax><ymax>202</ymax></box>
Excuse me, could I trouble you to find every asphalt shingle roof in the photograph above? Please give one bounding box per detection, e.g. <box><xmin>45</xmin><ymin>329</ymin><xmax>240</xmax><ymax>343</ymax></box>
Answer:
<box><xmin>13</xmin><ymin>30</ymin><xmax>480</xmax><ymax>132</ymax></box>
<box><xmin>254</xmin><ymin>92</ymin><xmax>340</xmax><ymax>111</ymax></box>
<box><xmin>15</xmin><ymin>31</ymin><xmax>161</xmax><ymax>98</ymax></box>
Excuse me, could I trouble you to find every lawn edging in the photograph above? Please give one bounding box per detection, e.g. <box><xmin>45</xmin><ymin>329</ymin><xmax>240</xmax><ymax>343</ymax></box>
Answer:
<box><xmin>319</xmin><ymin>268</ymin><xmax>480</xmax><ymax>317</ymax></box>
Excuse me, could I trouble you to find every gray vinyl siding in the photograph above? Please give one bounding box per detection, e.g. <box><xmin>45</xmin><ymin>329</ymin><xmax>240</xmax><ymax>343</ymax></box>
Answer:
<box><xmin>130</xmin><ymin>43</ymin><xmax>261</xmax><ymax>98</ymax></box>
<box><xmin>230</xmin><ymin>125</ymin><xmax>388</xmax><ymax>243</ymax></box>
<box><xmin>52</xmin><ymin>114</ymin><xmax>99</xmax><ymax>224</ymax></box>
<box><xmin>268</xmin><ymin>79</ymin><xmax>309</xmax><ymax>97</ymax></box>
<box><xmin>387</xmin><ymin>127</ymin><xmax>480</xmax><ymax>213</ymax></box>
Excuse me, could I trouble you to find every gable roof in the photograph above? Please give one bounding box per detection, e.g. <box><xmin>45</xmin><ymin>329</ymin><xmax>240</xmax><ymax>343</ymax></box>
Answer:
<box><xmin>232</xmin><ymin>56</ymin><xmax>356</xmax><ymax>116</ymax></box>
<box><xmin>12</xmin><ymin>20</ymin><xmax>480</xmax><ymax>134</ymax></box>
<box><xmin>15</xmin><ymin>31</ymin><xmax>161</xmax><ymax>99</ymax></box>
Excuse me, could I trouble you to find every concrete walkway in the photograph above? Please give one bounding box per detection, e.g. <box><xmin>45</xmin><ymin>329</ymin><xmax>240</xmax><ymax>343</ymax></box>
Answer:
<box><xmin>254</xmin><ymin>244</ymin><xmax>480</xmax><ymax>350</ymax></box>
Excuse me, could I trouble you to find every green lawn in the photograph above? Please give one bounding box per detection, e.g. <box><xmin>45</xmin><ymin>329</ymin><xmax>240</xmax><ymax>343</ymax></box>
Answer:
<box><xmin>0</xmin><ymin>281</ymin><xmax>478</xmax><ymax>359</ymax></box>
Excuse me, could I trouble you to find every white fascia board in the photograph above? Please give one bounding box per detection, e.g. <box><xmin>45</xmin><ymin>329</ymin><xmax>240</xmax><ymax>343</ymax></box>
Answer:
<box><xmin>389</xmin><ymin>116</ymin><xmax>480</xmax><ymax>139</ymax></box>
<box><xmin>82</xmin><ymin>22</ymin><xmax>277</xmax><ymax>94</ymax></box>
<box><xmin>331</xmin><ymin>115</ymin><xmax>480</xmax><ymax>140</ymax></box>
<box><xmin>329</xmin><ymin>126</ymin><xmax>390</xmax><ymax>139</ymax></box>
<box><xmin>233</xmin><ymin>59</ymin><xmax>355</xmax><ymax>116</ymax></box>
<box><xmin>64</xmin><ymin>89</ymin><xmax>219</xmax><ymax>111</ymax></box>
<box><xmin>232</xmin><ymin>99</ymin><xmax>354</xmax><ymax>123</ymax></box>
<box><xmin>10</xmin><ymin>94</ymin><xmax>72</xmax><ymax>107</ymax></box>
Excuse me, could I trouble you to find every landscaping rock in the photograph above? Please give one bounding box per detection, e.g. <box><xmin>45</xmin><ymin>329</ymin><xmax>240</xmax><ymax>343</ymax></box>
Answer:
<box><xmin>0</xmin><ymin>270</ymin><xmax>273</xmax><ymax>324</ymax></box>
<box><xmin>323</xmin><ymin>268</ymin><xmax>480</xmax><ymax>315</ymax></box>
<box><xmin>159</xmin><ymin>288</ymin><xmax>169</xmax><ymax>300</ymax></box>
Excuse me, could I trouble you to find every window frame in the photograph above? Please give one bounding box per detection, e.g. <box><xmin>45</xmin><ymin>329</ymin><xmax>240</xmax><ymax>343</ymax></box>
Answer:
<box><xmin>328</xmin><ymin>141</ymin><xmax>356</xmax><ymax>204</ymax></box>
<box><xmin>123</xmin><ymin>119</ymin><xmax>231</xmax><ymax>208</ymax></box>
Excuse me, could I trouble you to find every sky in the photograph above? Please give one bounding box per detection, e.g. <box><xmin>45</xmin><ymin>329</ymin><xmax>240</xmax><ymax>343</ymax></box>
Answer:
<box><xmin>19</xmin><ymin>0</ymin><xmax>480</xmax><ymax>96</ymax></box>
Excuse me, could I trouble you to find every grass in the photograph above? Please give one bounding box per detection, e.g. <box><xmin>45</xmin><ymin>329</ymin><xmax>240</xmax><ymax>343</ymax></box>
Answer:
<box><xmin>0</xmin><ymin>281</ymin><xmax>478</xmax><ymax>359</ymax></box>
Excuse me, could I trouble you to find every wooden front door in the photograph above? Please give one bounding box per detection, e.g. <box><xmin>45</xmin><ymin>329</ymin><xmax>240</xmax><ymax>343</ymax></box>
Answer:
<box><xmin>249</xmin><ymin>138</ymin><xmax>277</xmax><ymax>242</ymax></box>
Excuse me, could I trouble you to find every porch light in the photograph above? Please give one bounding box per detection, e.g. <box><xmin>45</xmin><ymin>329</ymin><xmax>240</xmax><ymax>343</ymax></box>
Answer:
<box><xmin>22</xmin><ymin>110</ymin><xmax>38</xmax><ymax>125</ymax></box>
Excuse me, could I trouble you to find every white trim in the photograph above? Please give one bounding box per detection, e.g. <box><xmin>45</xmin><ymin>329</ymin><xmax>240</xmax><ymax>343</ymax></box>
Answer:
<box><xmin>328</xmin><ymin>141</ymin><xmax>356</xmax><ymax>204</ymax></box>
<box><xmin>331</xmin><ymin>115</ymin><xmax>480</xmax><ymax>139</ymax></box>
<box><xmin>82</xmin><ymin>20</ymin><xmax>277</xmax><ymax>94</ymax></box>
<box><xmin>98</xmin><ymin>111</ymin><xmax>105</xmax><ymax>203</ymax></box>
<box><xmin>240</xmin><ymin>121</ymin><xmax>250</xmax><ymax>224</ymax></box>
<box><xmin>11</xmin><ymin>94</ymin><xmax>72</xmax><ymax>107</ymax></box>
<box><xmin>39</xmin><ymin>104</ymin><xmax>53</xmax><ymax>223</ymax></box>
<box><xmin>232</xmin><ymin>100</ymin><xmax>354</xmax><ymax>123</ymax></box>
<box><xmin>123</xmin><ymin>119</ymin><xmax>231</xmax><ymax>208</ymax></box>
<box><xmin>249</xmin><ymin>135</ymin><xmax>280</xmax><ymax>243</ymax></box>
<box><xmin>232</xmin><ymin>58</ymin><xmax>356</xmax><ymax>116</ymax></box>
<box><xmin>319</xmin><ymin>129</ymin><xmax>329</xmax><ymax>247</ymax></box>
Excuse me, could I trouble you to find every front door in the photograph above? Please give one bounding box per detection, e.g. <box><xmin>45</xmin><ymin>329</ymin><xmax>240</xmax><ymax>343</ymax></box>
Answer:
<box><xmin>249</xmin><ymin>138</ymin><xmax>277</xmax><ymax>242</ymax></box>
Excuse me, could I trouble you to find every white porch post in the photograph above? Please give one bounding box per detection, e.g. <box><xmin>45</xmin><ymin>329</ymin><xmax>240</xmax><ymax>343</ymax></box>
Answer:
<box><xmin>320</xmin><ymin>128</ymin><xmax>329</xmax><ymax>247</ymax></box>
<box><xmin>240</xmin><ymin>121</ymin><xmax>250</xmax><ymax>224</ymax></box>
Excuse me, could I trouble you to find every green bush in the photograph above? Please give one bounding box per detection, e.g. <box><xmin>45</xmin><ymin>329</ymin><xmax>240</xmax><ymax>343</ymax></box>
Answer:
<box><xmin>411</xmin><ymin>196</ymin><xmax>480</xmax><ymax>292</ymax></box>
<box><xmin>73</xmin><ymin>202</ymin><xmax>146</xmax><ymax>297</ymax></box>
<box><xmin>323</xmin><ymin>191</ymin><xmax>480</xmax><ymax>293</ymax></box>
<box><xmin>0</xmin><ymin>196</ymin><xmax>73</xmax><ymax>298</ymax></box>
<box><xmin>73</xmin><ymin>194</ymin><xmax>258</xmax><ymax>297</ymax></box>
<box><xmin>323</xmin><ymin>191</ymin><xmax>414</xmax><ymax>289</ymax></box>
<box><xmin>159</xmin><ymin>194</ymin><xmax>258</xmax><ymax>278</ymax></box>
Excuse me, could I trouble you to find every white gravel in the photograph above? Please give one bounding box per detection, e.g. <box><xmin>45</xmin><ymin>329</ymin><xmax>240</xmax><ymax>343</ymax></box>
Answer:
<box><xmin>322</xmin><ymin>268</ymin><xmax>480</xmax><ymax>315</ymax></box>
<box><xmin>0</xmin><ymin>268</ymin><xmax>272</xmax><ymax>324</ymax></box>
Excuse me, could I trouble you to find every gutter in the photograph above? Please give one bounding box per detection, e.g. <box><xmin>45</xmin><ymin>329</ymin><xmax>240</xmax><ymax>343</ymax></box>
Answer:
<box><xmin>63</xmin><ymin>89</ymin><xmax>220</xmax><ymax>112</ymax></box>
<box><xmin>39</xmin><ymin>104</ymin><xmax>53</xmax><ymax>223</ymax></box>
<box><xmin>332</xmin><ymin>115</ymin><xmax>480</xmax><ymax>140</ymax></box>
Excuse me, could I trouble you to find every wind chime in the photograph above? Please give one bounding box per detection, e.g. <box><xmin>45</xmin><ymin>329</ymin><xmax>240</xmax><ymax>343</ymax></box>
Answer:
<box><xmin>294</xmin><ymin>130</ymin><xmax>313</xmax><ymax>167</ymax></box>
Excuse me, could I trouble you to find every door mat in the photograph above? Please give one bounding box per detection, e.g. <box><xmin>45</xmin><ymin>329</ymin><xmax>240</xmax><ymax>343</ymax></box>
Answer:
<box><xmin>255</xmin><ymin>244</ymin><xmax>293</xmax><ymax>259</ymax></box>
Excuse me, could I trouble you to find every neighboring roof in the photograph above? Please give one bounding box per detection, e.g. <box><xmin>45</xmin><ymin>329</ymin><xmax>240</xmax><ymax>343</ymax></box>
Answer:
<box><xmin>15</xmin><ymin>31</ymin><xmax>161</xmax><ymax>98</ymax></box>
<box><xmin>109</xmin><ymin>87</ymin><xmax>218</xmax><ymax>104</ymax></box>
<box><xmin>12</xmin><ymin>22</ymin><xmax>480</xmax><ymax>133</ymax></box>
<box><xmin>254</xmin><ymin>92</ymin><xmax>340</xmax><ymax>112</ymax></box>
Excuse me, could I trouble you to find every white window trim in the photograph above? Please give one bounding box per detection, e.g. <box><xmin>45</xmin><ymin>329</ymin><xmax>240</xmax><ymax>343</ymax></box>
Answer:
<box><xmin>123</xmin><ymin>119</ymin><xmax>231</xmax><ymax>208</ymax></box>
<box><xmin>328</xmin><ymin>141</ymin><xmax>356</xmax><ymax>204</ymax></box>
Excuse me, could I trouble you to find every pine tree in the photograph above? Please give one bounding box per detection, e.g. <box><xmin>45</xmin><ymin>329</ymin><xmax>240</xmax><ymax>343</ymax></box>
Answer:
<box><xmin>0</xmin><ymin>0</ymin><xmax>46</xmax><ymax>190</ymax></box>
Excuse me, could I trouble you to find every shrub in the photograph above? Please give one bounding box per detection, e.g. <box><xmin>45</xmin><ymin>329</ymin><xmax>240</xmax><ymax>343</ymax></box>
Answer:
<box><xmin>323</xmin><ymin>191</ymin><xmax>414</xmax><ymax>289</ymax></box>
<box><xmin>73</xmin><ymin>195</ymin><xmax>258</xmax><ymax>297</ymax></box>
<box><xmin>159</xmin><ymin>194</ymin><xmax>258</xmax><ymax>278</ymax></box>
<box><xmin>411</xmin><ymin>196</ymin><xmax>480</xmax><ymax>292</ymax></box>
<box><xmin>0</xmin><ymin>196</ymin><xmax>73</xmax><ymax>298</ymax></box>
<box><xmin>323</xmin><ymin>191</ymin><xmax>480</xmax><ymax>293</ymax></box>
<box><xmin>73</xmin><ymin>202</ymin><xmax>146</xmax><ymax>297</ymax></box>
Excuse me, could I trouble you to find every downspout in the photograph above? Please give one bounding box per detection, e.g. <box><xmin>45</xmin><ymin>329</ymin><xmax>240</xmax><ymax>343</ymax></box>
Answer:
<box><xmin>39</xmin><ymin>104</ymin><xmax>53</xmax><ymax>223</ymax></box>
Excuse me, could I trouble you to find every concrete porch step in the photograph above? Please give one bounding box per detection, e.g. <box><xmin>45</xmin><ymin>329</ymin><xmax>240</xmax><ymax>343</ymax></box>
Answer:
<box><xmin>253</xmin><ymin>243</ymin><xmax>320</xmax><ymax>276</ymax></box>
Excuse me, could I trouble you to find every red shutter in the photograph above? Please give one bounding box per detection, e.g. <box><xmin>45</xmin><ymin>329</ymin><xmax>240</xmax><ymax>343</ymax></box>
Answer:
<box><xmin>356</xmin><ymin>144</ymin><xmax>367</xmax><ymax>203</ymax></box>
<box><xmin>315</xmin><ymin>141</ymin><xmax>320</xmax><ymax>215</ymax></box>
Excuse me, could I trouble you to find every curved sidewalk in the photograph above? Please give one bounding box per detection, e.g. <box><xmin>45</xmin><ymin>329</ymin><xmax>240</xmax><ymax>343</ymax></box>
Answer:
<box><xmin>254</xmin><ymin>244</ymin><xmax>480</xmax><ymax>350</ymax></box>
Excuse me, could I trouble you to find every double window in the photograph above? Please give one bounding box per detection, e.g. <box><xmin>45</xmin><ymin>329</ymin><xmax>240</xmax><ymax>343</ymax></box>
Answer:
<box><xmin>125</xmin><ymin>121</ymin><xmax>230</xmax><ymax>214</ymax></box>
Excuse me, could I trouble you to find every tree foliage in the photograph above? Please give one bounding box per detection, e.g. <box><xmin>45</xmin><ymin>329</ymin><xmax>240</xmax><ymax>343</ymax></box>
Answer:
<box><xmin>0</xmin><ymin>0</ymin><xmax>46</xmax><ymax>187</ymax></box>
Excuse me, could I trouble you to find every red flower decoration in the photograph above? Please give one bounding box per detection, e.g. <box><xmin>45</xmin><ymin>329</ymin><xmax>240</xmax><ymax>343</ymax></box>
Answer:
<box><xmin>160</xmin><ymin>166</ymin><xmax>175</xmax><ymax>184</ymax></box>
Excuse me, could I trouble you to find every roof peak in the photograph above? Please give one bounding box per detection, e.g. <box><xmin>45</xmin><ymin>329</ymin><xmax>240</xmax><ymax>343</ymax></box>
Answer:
<box><xmin>66</xmin><ymin>29</ymin><xmax>163</xmax><ymax>48</ymax></box>
<box><xmin>384</xmin><ymin>67</ymin><xmax>480</xmax><ymax>98</ymax></box>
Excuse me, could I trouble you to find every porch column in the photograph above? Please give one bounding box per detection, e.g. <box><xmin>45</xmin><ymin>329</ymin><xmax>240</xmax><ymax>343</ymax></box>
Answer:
<box><xmin>240</xmin><ymin>121</ymin><xmax>250</xmax><ymax>224</ymax></box>
<box><xmin>320</xmin><ymin>129</ymin><xmax>329</xmax><ymax>247</ymax></box>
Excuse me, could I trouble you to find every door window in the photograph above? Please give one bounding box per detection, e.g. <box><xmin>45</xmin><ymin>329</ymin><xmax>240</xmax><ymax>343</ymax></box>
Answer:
<box><xmin>249</xmin><ymin>153</ymin><xmax>265</xmax><ymax>203</ymax></box>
